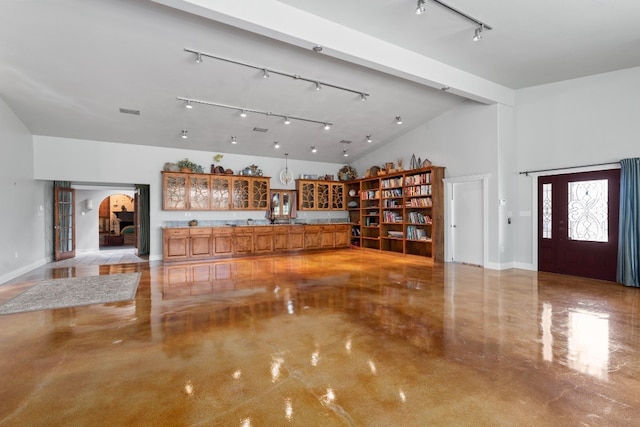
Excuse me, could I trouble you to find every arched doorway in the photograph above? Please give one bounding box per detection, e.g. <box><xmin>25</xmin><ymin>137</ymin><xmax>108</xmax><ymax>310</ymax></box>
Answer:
<box><xmin>99</xmin><ymin>193</ymin><xmax>135</xmax><ymax>248</ymax></box>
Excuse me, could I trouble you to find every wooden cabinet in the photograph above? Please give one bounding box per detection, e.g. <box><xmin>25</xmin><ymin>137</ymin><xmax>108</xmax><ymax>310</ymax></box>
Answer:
<box><xmin>254</xmin><ymin>227</ymin><xmax>274</xmax><ymax>253</ymax></box>
<box><xmin>189</xmin><ymin>227</ymin><xmax>213</xmax><ymax>258</ymax></box>
<box><xmin>289</xmin><ymin>226</ymin><xmax>305</xmax><ymax>250</ymax></box>
<box><xmin>334</xmin><ymin>224</ymin><xmax>350</xmax><ymax>247</ymax></box>
<box><xmin>163</xmin><ymin>228</ymin><xmax>190</xmax><ymax>261</ymax></box>
<box><xmin>234</xmin><ymin>227</ymin><xmax>254</xmax><ymax>255</ymax></box>
<box><xmin>304</xmin><ymin>225</ymin><xmax>321</xmax><ymax>249</ymax></box>
<box><xmin>345</xmin><ymin>166</ymin><xmax>445</xmax><ymax>261</ymax></box>
<box><xmin>212</xmin><ymin>227</ymin><xmax>233</xmax><ymax>256</ymax></box>
<box><xmin>320</xmin><ymin>225</ymin><xmax>335</xmax><ymax>248</ymax></box>
<box><xmin>273</xmin><ymin>227</ymin><xmax>290</xmax><ymax>251</ymax></box>
<box><xmin>162</xmin><ymin>172</ymin><xmax>269</xmax><ymax>211</ymax></box>
<box><xmin>296</xmin><ymin>179</ymin><xmax>345</xmax><ymax>211</ymax></box>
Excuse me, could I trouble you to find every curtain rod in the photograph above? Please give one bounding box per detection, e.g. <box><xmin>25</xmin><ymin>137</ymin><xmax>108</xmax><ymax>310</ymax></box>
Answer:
<box><xmin>519</xmin><ymin>161</ymin><xmax>620</xmax><ymax>177</ymax></box>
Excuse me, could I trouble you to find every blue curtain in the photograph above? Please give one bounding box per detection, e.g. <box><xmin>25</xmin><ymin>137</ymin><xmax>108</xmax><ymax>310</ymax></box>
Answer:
<box><xmin>617</xmin><ymin>158</ymin><xmax>640</xmax><ymax>287</ymax></box>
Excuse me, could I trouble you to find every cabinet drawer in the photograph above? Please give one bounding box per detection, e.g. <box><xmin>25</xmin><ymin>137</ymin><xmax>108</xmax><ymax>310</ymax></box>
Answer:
<box><xmin>189</xmin><ymin>227</ymin><xmax>212</xmax><ymax>236</ymax></box>
<box><xmin>164</xmin><ymin>228</ymin><xmax>189</xmax><ymax>238</ymax></box>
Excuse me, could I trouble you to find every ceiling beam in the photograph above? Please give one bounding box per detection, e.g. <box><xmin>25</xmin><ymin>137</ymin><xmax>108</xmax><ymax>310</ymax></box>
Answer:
<box><xmin>153</xmin><ymin>0</ymin><xmax>514</xmax><ymax>107</ymax></box>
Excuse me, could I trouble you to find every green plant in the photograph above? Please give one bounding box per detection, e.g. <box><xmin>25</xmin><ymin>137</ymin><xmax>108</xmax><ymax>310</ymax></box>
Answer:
<box><xmin>177</xmin><ymin>158</ymin><xmax>203</xmax><ymax>173</ymax></box>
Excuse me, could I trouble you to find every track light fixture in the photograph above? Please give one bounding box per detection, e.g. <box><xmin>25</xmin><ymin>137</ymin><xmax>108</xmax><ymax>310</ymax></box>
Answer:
<box><xmin>240</xmin><ymin>110</ymin><xmax>247</xmax><ymax>118</ymax></box>
<box><xmin>231</xmin><ymin>136</ymin><xmax>237</xmax><ymax>144</ymax></box>
<box><xmin>177</xmin><ymin>97</ymin><xmax>333</xmax><ymax>129</ymax></box>
<box><xmin>343</xmin><ymin>150</ymin><xmax>349</xmax><ymax>157</ymax></box>
<box><xmin>274</xmin><ymin>141</ymin><xmax>280</xmax><ymax>149</ymax></box>
<box><xmin>185</xmin><ymin>100</ymin><xmax>193</xmax><ymax>109</ymax></box>
<box><xmin>396</xmin><ymin>116</ymin><xmax>403</xmax><ymax>125</ymax></box>
<box><xmin>366</xmin><ymin>135</ymin><xmax>372</xmax><ymax>143</ymax></box>
<box><xmin>284</xmin><ymin>117</ymin><xmax>290</xmax><ymax>125</ymax></box>
<box><xmin>195</xmin><ymin>53</ymin><xmax>203</xmax><ymax>63</ymax></box>
<box><xmin>415</xmin><ymin>1</ymin><xmax>492</xmax><ymax>38</ymax></box>
<box><xmin>473</xmin><ymin>26</ymin><xmax>484</xmax><ymax>41</ymax></box>
<box><xmin>360</xmin><ymin>93</ymin><xmax>368</xmax><ymax>101</ymax></box>
<box><xmin>311</xmin><ymin>146</ymin><xmax>317</xmax><ymax>153</ymax></box>
<box><xmin>184</xmin><ymin>48</ymin><xmax>369</xmax><ymax>99</ymax></box>
<box><xmin>315</xmin><ymin>82</ymin><xmax>322</xmax><ymax>91</ymax></box>
<box><xmin>181</xmin><ymin>129</ymin><xmax>188</xmax><ymax>139</ymax></box>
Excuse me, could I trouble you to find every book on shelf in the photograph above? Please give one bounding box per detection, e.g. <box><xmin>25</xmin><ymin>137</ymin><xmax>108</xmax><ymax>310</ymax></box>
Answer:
<box><xmin>381</xmin><ymin>177</ymin><xmax>403</xmax><ymax>188</ymax></box>
<box><xmin>404</xmin><ymin>184</ymin><xmax>432</xmax><ymax>197</ymax></box>
<box><xmin>405</xmin><ymin>173</ymin><xmax>431</xmax><ymax>186</ymax></box>
<box><xmin>362</xmin><ymin>189</ymin><xmax>380</xmax><ymax>200</ymax></box>
<box><xmin>406</xmin><ymin>197</ymin><xmax>433</xmax><ymax>207</ymax></box>
<box><xmin>382</xmin><ymin>188</ymin><xmax>403</xmax><ymax>198</ymax></box>
<box><xmin>406</xmin><ymin>226</ymin><xmax>430</xmax><ymax>241</ymax></box>
<box><xmin>408</xmin><ymin>212</ymin><xmax>432</xmax><ymax>224</ymax></box>
<box><xmin>387</xmin><ymin>230</ymin><xmax>403</xmax><ymax>238</ymax></box>
<box><xmin>383</xmin><ymin>210</ymin><xmax>403</xmax><ymax>223</ymax></box>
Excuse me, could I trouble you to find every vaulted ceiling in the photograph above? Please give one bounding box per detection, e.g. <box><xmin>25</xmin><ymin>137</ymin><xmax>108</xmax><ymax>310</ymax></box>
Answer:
<box><xmin>1</xmin><ymin>0</ymin><xmax>638</xmax><ymax>163</ymax></box>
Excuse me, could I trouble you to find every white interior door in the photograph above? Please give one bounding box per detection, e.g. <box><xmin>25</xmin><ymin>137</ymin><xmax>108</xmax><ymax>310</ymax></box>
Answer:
<box><xmin>451</xmin><ymin>179</ymin><xmax>483</xmax><ymax>266</ymax></box>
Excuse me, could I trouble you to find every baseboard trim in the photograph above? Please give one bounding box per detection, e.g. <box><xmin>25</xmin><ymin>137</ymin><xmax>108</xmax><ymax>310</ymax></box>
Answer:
<box><xmin>0</xmin><ymin>258</ymin><xmax>48</xmax><ymax>285</ymax></box>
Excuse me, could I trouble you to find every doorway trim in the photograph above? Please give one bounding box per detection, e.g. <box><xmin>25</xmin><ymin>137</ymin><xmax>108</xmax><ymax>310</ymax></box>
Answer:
<box><xmin>444</xmin><ymin>173</ymin><xmax>490</xmax><ymax>268</ymax></box>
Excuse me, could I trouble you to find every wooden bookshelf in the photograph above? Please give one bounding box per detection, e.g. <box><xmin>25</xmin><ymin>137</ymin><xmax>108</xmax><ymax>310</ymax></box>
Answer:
<box><xmin>346</xmin><ymin>166</ymin><xmax>444</xmax><ymax>261</ymax></box>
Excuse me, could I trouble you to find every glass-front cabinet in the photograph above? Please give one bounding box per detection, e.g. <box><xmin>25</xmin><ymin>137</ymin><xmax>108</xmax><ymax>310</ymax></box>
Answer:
<box><xmin>296</xmin><ymin>179</ymin><xmax>345</xmax><ymax>211</ymax></box>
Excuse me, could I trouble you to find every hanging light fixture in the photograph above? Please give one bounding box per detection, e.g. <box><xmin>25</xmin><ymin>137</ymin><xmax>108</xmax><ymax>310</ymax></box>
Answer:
<box><xmin>311</xmin><ymin>146</ymin><xmax>317</xmax><ymax>153</ymax></box>
<box><xmin>415</xmin><ymin>0</ymin><xmax>426</xmax><ymax>15</ymax></box>
<box><xmin>366</xmin><ymin>135</ymin><xmax>372</xmax><ymax>143</ymax></box>
<box><xmin>231</xmin><ymin>136</ymin><xmax>237</xmax><ymax>144</ymax></box>
<box><xmin>396</xmin><ymin>116</ymin><xmax>403</xmax><ymax>125</ymax></box>
<box><xmin>343</xmin><ymin>149</ymin><xmax>349</xmax><ymax>157</ymax></box>
<box><xmin>181</xmin><ymin>129</ymin><xmax>188</xmax><ymax>139</ymax></box>
<box><xmin>280</xmin><ymin>153</ymin><xmax>293</xmax><ymax>186</ymax></box>
<box><xmin>274</xmin><ymin>141</ymin><xmax>280</xmax><ymax>149</ymax></box>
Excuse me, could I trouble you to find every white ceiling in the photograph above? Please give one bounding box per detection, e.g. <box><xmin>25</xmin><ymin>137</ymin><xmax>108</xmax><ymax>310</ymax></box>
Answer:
<box><xmin>1</xmin><ymin>0</ymin><xmax>639</xmax><ymax>164</ymax></box>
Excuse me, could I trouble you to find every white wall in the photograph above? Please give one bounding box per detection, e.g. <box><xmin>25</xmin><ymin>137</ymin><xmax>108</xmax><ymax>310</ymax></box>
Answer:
<box><xmin>514</xmin><ymin>66</ymin><xmax>640</xmax><ymax>267</ymax></box>
<box><xmin>0</xmin><ymin>98</ymin><xmax>48</xmax><ymax>284</ymax></box>
<box><xmin>33</xmin><ymin>136</ymin><xmax>347</xmax><ymax>260</ymax></box>
<box><xmin>352</xmin><ymin>100</ymin><xmax>509</xmax><ymax>267</ymax></box>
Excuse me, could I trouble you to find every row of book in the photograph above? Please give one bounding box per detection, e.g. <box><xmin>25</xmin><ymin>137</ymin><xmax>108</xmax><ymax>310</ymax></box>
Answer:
<box><xmin>405</xmin><ymin>173</ymin><xmax>431</xmax><ymax>185</ymax></box>
<box><xmin>407</xmin><ymin>212</ymin><xmax>432</xmax><ymax>224</ymax></box>
<box><xmin>406</xmin><ymin>226</ymin><xmax>430</xmax><ymax>241</ymax></box>
<box><xmin>361</xmin><ymin>189</ymin><xmax>380</xmax><ymax>200</ymax></box>
<box><xmin>405</xmin><ymin>184</ymin><xmax>432</xmax><ymax>196</ymax></box>
<box><xmin>382</xmin><ymin>188</ymin><xmax>403</xmax><ymax>198</ymax></box>
<box><xmin>381</xmin><ymin>177</ymin><xmax>404</xmax><ymax>188</ymax></box>
<box><xmin>406</xmin><ymin>197</ymin><xmax>433</xmax><ymax>207</ymax></box>
<box><xmin>383</xmin><ymin>199</ymin><xmax>402</xmax><ymax>208</ymax></box>
<box><xmin>383</xmin><ymin>210</ymin><xmax>403</xmax><ymax>223</ymax></box>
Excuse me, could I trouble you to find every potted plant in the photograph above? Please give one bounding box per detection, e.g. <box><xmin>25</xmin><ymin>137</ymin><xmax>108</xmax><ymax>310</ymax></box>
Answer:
<box><xmin>177</xmin><ymin>158</ymin><xmax>203</xmax><ymax>173</ymax></box>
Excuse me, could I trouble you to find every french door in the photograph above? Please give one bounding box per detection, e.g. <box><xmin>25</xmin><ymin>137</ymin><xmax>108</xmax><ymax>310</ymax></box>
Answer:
<box><xmin>54</xmin><ymin>186</ymin><xmax>75</xmax><ymax>261</ymax></box>
<box><xmin>538</xmin><ymin>169</ymin><xmax>620</xmax><ymax>281</ymax></box>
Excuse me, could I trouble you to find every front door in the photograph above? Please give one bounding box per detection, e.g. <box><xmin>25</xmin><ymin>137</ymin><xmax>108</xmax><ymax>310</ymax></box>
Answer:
<box><xmin>538</xmin><ymin>169</ymin><xmax>620</xmax><ymax>281</ymax></box>
<box><xmin>54</xmin><ymin>186</ymin><xmax>75</xmax><ymax>261</ymax></box>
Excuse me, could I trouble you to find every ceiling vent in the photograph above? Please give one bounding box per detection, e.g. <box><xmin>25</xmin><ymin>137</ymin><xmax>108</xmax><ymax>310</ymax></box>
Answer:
<box><xmin>339</xmin><ymin>140</ymin><xmax>352</xmax><ymax>144</ymax></box>
<box><xmin>253</xmin><ymin>127</ymin><xmax>269</xmax><ymax>133</ymax></box>
<box><xmin>119</xmin><ymin>108</ymin><xmax>140</xmax><ymax>115</ymax></box>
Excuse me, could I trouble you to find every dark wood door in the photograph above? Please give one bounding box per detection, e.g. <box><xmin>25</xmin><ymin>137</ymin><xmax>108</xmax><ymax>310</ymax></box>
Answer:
<box><xmin>538</xmin><ymin>169</ymin><xmax>620</xmax><ymax>281</ymax></box>
<box><xmin>54</xmin><ymin>187</ymin><xmax>75</xmax><ymax>261</ymax></box>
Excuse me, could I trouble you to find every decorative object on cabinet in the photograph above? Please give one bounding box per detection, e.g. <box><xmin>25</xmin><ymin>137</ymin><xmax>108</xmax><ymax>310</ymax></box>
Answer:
<box><xmin>241</xmin><ymin>164</ymin><xmax>263</xmax><ymax>176</ymax></box>
<box><xmin>409</xmin><ymin>154</ymin><xmax>417</xmax><ymax>169</ymax></box>
<box><xmin>177</xmin><ymin>158</ymin><xmax>204</xmax><ymax>173</ymax></box>
<box><xmin>188</xmin><ymin>219</ymin><xmax>198</xmax><ymax>226</ymax></box>
<box><xmin>163</xmin><ymin>162</ymin><xmax>179</xmax><ymax>172</ymax></box>
<box><xmin>338</xmin><ymin>165</ymin><xmax>357</xmax><ymax>181</ymax></box>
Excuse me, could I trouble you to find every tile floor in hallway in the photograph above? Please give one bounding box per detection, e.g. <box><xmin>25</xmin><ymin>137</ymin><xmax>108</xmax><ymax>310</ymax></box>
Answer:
<box><xmin>0</xmin><ymin>249</ymin><xmax>639</xmax><ymax>426</ymax></box>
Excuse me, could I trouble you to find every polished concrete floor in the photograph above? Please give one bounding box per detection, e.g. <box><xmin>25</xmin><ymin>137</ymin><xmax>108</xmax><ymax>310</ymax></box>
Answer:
<box><xmin>1</xmin><ymin>249</ymin><xmax>639</xmax><ymax>426</ymax></box>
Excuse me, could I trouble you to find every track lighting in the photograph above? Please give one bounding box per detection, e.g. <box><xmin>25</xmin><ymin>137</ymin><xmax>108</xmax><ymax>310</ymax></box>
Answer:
<box><xmin>231</xmin><ymin>136</ymin><xmax>237</xmax><ymax>144</ymax></box>
<box><xmin>366</xmin><ymin>135</ymin><xmax>372</xmax><ymax>143</ymax></box>
<box><xmin>396</xmin><ymin>116</ymin><xmax>403</xmax><ymax>125</ymax></box>
<box><xmin>177</xmin><ymin>97</ymin><xmax>333</xmax><ymax>129</ymax></box>
<box><xmin>311</xmin><ymin>146</ymin><xmax>317</xmax><ymax>153</ymax></box>
<box><xmin>184</xmin><ymin>48</ymin><xmax>369</xmax><ymax>100</ymax></box>
<box><xmin>473</xmin><ymin>26</ymin><xmax>483</xmax><ymax>41</ymax></box>
<box><xmin>343</xmin><ymin>150</ymin><xmax>349</xmax><ymax>157</ymax></box>
<box><xmin>360</xmin><ymin>93</ymin><xmax>368</xmax><ymax>101</ymax></box>
<box><xmin>414</xmin><ymin>1</ymin><xmax>492</xmax><ymax>37</ymax></box>
<box><xmin>181</xmin><ymin>129</ymin><xmax>188</xmax><ymax>139</ymax></box>
<box><xmin>315</xmin><ymin>82</ymin><xmax>321</xmax><ymax>91</ymax></box>
<box><xmin>324</xmin><ymin>123</ymin><xmax>331</xmax><ymax>130</ymax></box>
<box><xmin>185</xmin><ymin>100</ymin><xmax>193</xmax><ymax>109</ymax></box>
<box><xmin>194</xmin><ymin>52</ymin><xmax>203</xmax><ymax>63</ymax></box>
<box><xmin>274</xmin><ymin>141</ymin><xmax>280</xmax><ymax>149</ymax></box>
<box><xmin>284</xmin><ymin>117</ymin><xmax>290</xmax><ymax>125</ymax></box>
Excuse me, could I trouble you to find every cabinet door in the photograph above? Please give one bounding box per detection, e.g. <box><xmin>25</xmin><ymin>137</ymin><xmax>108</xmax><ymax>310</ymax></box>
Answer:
<box><xmin>189</xmin><ymin>228</ymin><xmax>212</xmax><ymax>258</ymax></box>
<box><xmin>163</xmin><ymin>229</ymin><xmax>190</xmax><ymax>260</ymax></box>
<box><xmin>299</xmin><ymin>181</ymin><xmax>316</xmax><ymax>209</ymax></box>
<box><xmin>163</xmin><ymin>173</ymin><xmax>187</xmax><ymax>210</ymax></box>
<box><xmin>335</xmin><ymin>225</ymin><xmax>350</xmax><ymax>247</ymax></box>
<box><xmin>189</xmin><ymin>176</ymin><xmax>211</xmax><ymax>210</ymax></box>
<box><xmin>232</xmin><ymin>178</ymin><xmax>250</xmax><ymax>209</ymax></box>
<box><xmin>289</xmin><ymin>229</ymin><xmax>304</xmax><ymax>250</ymax></box>
<box><xmin>273</xmin><ymin>229</ymin><xmax>289</xmax><ymax>251</ymax></box>
<box><xmin>213</xmin><ymin>230</ymin><xmax>233</xmax><ymax>256</ymax></box>
<box><xmin>321</xmin><ymin>226</ymin><xmax>335</xmax><ymax>248</ymax></box>
<box><xmin>252</xmin><ymin>178</ymin><xmax>269</xmax><ymax>209</ymax></box>
<box><xmin>254</xmin><ymin>230</ymin><xmax>273</xmax><ymax>253</ymax></box>
<box><xmin>331</xmin><ymin>183</ymin><xmax>345</xmax><ymax>209</ymax></box>
<box><xmin>304</xmin><ymin>226</ymin><xmax>321</xmax><ymax>249</ymax></box>
<box><xmin>211</xmin><ymin>177</ymin><xmax>231</xmax><ymax>210</ymax></box>
<box><xmin>234</xmin><ymin>230</ymin><xmax>254</xmax><ymax>254</ymax></box>
<box><xmin>317</xmin><ymin>182</ymin><xmax>330</xmax><ymax>209</ymax></box>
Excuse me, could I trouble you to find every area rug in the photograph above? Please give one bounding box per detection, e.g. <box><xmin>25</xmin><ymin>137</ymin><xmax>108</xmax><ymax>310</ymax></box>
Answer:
<box><xmin>0</xmin><ymin>273</ymin><xmax>141</xmax><ymax>315</ymax></box>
